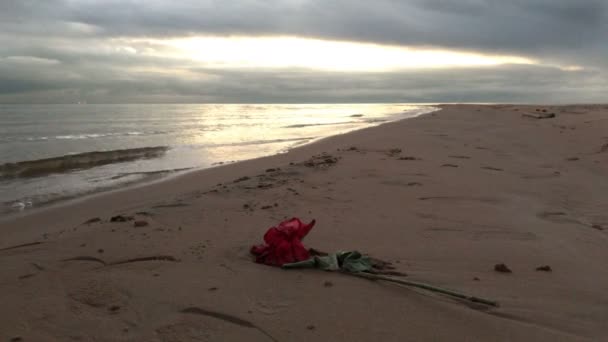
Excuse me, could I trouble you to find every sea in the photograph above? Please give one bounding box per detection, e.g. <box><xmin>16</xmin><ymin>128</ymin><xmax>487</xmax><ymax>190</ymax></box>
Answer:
<box><xmin>0</xmin><ymin>103</ymin><xmax>437</xmax><ymax>216</ymax></box>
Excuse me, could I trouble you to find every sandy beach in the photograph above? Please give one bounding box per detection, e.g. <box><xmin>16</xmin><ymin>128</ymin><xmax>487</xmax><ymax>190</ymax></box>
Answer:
<box><xmin>1</xmin><ymin>104</ymin><xmax>607</xmax><ymax>341</ymax></box>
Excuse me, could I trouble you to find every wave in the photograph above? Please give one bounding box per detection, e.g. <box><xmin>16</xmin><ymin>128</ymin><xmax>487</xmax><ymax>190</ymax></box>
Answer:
<box><xmin>13</xmin><ymin>131</ymin><xmax>168</xmax><ymax>142</ymax></box>
<box><xmin>0</xmin><ymin>146</ymin><xmax>169</xmax><ymax>180</ymax></box>
<box><xmin>177</xmin><ymin>137</ymin><xmax>316</xmax><ymax>150</ymax></box>
<box><xmin>363</xmin><ymin>118</ymin><xmax>388</xmax><ymax>123</ymax></box>
<box><xmin>54</xmin><ymin>131</ymin><xmax>167</xmax><ymax>140</ymax></box>
<box><xmin>284</xmin><ymin>122</ymin><xmax>360</xmax><ymax>129</ymax></box>
<box><xmin>221</xmin><ymin>137</ymin><xmax>314</xmax><ymax>147</ymax></box>
<box><xmin>109</xmin><ymin>167</ymin><xmax>193</xmax><ymax>181</ymax></box>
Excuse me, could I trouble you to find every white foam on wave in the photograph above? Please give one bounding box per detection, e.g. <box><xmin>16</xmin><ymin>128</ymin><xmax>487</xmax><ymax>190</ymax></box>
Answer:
<box><xmin>53</xmin><ymin>131</ymin><xmax>161</xmax><ymax>140</ymax></box>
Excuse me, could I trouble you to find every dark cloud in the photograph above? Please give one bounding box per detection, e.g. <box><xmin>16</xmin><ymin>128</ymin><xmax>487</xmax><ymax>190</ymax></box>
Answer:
<box><xmin>0</xmin><ymin>0</ymin><xmax>606</xmax><ymax>103</ymax></box>
<box><xmin>1</xmin><ymin>62</ymin><xmax>604</xmax><ymax>104</ymax></box>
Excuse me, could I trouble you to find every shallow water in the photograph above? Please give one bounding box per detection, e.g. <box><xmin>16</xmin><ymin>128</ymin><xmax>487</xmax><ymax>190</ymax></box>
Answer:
<box><xmin>0</xmin><ymin>103</ymin><xmax>436</xmax><ymax>215</ymax></box>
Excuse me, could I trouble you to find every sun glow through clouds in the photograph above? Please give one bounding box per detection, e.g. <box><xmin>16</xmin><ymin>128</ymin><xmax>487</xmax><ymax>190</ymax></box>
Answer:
<box><xmin>149</xmin><ymin>36</ymin><xmax>537</xmax><ymax>72</ymax></box>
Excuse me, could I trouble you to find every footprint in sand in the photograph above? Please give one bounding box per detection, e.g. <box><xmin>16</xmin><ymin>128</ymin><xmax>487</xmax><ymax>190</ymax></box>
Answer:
<box><xmin>156</xmin><ymin>321</ymin><xmax>212</xmax><ymax>342</ymax></box>
<box><xmin>253</xmin><ymin>300</ymin><xmax>293</xmax><ymax>316</ymax></box>
<box><xmin>174</xmin><ymin>307</ymin><xmax>278</xmax><ymax>341</ymax></box>
<box><xmin>68</xmin><ymin>278</ymin><xmax>130</xmax><ymax>311</ymax></box>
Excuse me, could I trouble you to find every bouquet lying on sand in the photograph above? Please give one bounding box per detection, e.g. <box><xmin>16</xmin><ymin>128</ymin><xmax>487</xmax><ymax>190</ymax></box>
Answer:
<box><xmin>251</xmin><ymin>217</ymin><xmax>498</xmax><ymax>307</ymax></box>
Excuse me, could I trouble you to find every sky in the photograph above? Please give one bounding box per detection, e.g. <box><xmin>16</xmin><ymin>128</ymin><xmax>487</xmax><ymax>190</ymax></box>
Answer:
<box><xmin>0</xmin><ymin>0</ymin><xmax>606</xmax><ymax>104</ymax></box>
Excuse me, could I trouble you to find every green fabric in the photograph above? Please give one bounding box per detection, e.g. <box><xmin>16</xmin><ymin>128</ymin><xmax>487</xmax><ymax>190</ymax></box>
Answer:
<box><xmin>282</xmin><ymin>251</ymin><xmax>372</xmax><ymax>273</ymax></box>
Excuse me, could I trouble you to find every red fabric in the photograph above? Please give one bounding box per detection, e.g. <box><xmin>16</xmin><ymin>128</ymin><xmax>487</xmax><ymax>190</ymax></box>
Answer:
<box><xmin>251</xmin><ymin>217</ymin><xmax>316</xmax><ymax>266</ymax></box>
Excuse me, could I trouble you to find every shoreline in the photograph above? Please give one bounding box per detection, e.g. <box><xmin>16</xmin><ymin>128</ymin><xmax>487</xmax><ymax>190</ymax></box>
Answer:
<box><xmin>1</xmin><ymin>105</ymin><xmax>438</xmax><ymax>222</ymax></box>
<box><xmin>2</xmin><ymin>104</ymin><xmax>607</xmax><ymax>341</ymax></box>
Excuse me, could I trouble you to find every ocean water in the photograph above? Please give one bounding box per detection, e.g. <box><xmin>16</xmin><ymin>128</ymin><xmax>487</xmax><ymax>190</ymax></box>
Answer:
<box><xmin>0</xmin><ymin>103</ymin><xmax>436</xmax><ymax>216</ymax></box>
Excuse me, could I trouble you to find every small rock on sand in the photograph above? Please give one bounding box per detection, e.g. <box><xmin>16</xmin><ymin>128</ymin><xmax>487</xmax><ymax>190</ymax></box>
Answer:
<box><xmin>110</xmin><ymin>215</ymin><xmax>133</xmax><ymax>222</ymax></box>
<box><xmin>133</xmin><ymin>220</ymin><xmax>149</xmax><ymax>227</ymax></box>
<box><xmin>494</xmin><ymin>263</ymin><xmax>512</xmax><ymax>273</ymax></box>
<box><xmin>536</xmin><ymin>265</ymin><xmax>552</xmax><ymax>272</ymax></box>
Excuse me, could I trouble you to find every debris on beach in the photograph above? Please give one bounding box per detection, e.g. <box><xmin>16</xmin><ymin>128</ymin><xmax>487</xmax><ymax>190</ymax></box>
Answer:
<box><xmin>110</xmin><ymin>215</ymin><xmax>133</xmax><ymax>222</ymax></box>
<box><xmin>133</xmin><ymin>220</ymin><xmax>148</xmax><ymax>227</ymax></box>
<box><xmin>522</xmin><ymin>112</ymin><xmax>556</xmax><ymax>119</ymax></box>
<box><xmin>302</xmin><ymin>153</ymin><xmax>339</xmax><ymax>168</ymax></box>
<box><xmin>251</xmin><ymin>218</ymin><xmax>499</xmax><ymax>307</ymax></box>
<box><xmin>494</xmin><ymin>263</ymin><xmax>512</xmax><ymax>273</ymax></box>
<box><xmin>251</xmin><ymin>218</ymin><xmax>316</xmax><ymax>266</ymax></box>
<box><xmin>399</xmin><ymin>156</ymin><xmax>420</xmax><ymax>161</ymax></box>
<box><xmin>481</xmin><ymin>166</ymin><xmax>504</xmax><ymax>171</ymax></box>
<box><xmin>83</xmin><ymin>217</ymin><xmax>101</xmax><ymax>224</ymax></box>
<box><xmin>386</xmin><ymin>148</ymin><xmax>402</xmax><ymax>157</ymax></box>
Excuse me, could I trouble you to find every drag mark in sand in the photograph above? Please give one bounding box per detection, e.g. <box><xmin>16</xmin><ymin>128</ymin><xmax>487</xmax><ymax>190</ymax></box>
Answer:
<box><xmin>0</xmin><ymin>241</ymin><xmax>43</xmax><ymax>252</ymax></box>
<box><xmin>481</xmin><ymin>166</ymin><xmax>504</xmax><ymax>171</ymax></box>
<box><xmin>62</xmin><ymin>256</ymin><xmax>107</xmax><ymax>265</ymax></box>
<box><xmin>537</xmin><ymin>211</ymin><xmax>604</xmax><ymax>230</ymax></box>
<box><xmin>62</xmin><ymin>255</ymin><xmax>180</xmax><ymax>266</ymax></box>
<box><xmin>181</xmin><ymin>307</ymin><xmax>277</xmax><ymax>342</ymax></box>
<box><xmin>109</xmin><ymin>255</ymin><xmax>179</xmax><ymax>266</ymax></box>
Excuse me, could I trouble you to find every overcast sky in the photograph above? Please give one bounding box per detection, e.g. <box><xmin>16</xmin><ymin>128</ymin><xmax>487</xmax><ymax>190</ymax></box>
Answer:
<box><xmin>0</xmin><ymin>0</ymin><xmax>606</xmax><ymax>104</ymax></box>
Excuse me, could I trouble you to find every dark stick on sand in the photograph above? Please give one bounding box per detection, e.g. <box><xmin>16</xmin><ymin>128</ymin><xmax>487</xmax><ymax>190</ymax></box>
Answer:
<box><xmin>348</xmin><ymin>271</ymin><xmax>499</xmax><ymax>307</ymax></box>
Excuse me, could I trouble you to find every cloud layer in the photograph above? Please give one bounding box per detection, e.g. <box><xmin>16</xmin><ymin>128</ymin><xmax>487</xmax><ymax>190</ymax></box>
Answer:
<box><xmin>1</xmin><ymin>0</ymin><xmax>606</xmax><ymax>103</ymax></box>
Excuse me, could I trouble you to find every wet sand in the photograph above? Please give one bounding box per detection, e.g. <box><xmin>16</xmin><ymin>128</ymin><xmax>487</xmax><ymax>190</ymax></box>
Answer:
<box><xmin>1</xmin><ymin>104</ymin><xmax>607</xmax><ymax>341</ymax></box>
